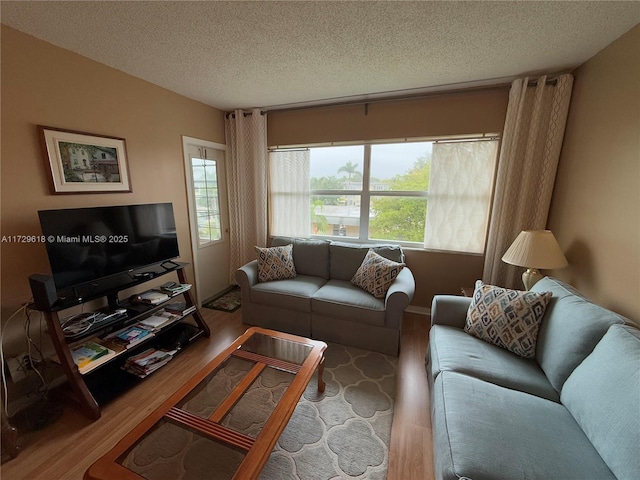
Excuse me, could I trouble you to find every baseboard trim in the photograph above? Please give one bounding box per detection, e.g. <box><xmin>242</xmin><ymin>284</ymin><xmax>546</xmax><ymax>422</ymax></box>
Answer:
<box><xmin>405</xmin><ymin>305</ymin><xmax>430</xmax><ymax>316</ymax></box>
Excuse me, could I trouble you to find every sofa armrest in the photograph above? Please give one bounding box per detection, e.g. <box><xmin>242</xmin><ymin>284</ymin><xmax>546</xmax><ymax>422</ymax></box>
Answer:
<box><xmin>430</xmin><ymin>295</ymin><xmax>472</xmax><ymax>329</ymax></box>
<box><xmin>235</xmin><ymin>260</ymin><xmax>259</xmax><ymax>295</ymax></box>
<box><xmin>384</xmin><ymin>267</ymin><xmax>416</xmax><ymax>330</ymax></box>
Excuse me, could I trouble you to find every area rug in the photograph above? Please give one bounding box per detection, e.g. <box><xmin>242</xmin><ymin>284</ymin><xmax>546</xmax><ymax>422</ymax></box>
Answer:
<box><xmin>260</xmin><ymin>343</ymin><xmax>397</xmax><ymax>479</ymax></box>
<box><xmin>121</xmin><ymin>343</ymin><xmax>397</xmax><ymax>480</ymax></box>
<box><xmin>203</xmin><ymin>286</ymin><xmax>241</xmax><ymax>312</ymax></box>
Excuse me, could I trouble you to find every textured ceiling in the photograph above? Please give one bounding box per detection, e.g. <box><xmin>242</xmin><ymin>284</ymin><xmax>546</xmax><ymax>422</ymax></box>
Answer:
<box><xmin>2</xmin><ymin>1</ymin><xmax>639</xmax><ymax>111</ymax></box>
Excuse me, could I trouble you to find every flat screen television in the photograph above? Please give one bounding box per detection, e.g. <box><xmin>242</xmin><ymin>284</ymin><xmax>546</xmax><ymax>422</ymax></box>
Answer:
<box><xmin>38</xmin><ymin>203</ymin><xmax>180</xmax><ymax>301</ymax></box>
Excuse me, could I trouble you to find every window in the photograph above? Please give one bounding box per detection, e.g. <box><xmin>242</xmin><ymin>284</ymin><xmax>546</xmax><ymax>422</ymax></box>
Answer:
<box><xmin>269</xmin><ymin>136</ymin><xmax>498</xmax><ymax>253</ymax></box>
<box><xmin>191</xmin><ymin>157</ymin><xmax>222</xmax><ymax>245</ymax></box>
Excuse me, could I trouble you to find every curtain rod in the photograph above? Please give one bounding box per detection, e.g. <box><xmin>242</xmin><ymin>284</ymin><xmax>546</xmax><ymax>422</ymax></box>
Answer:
<box><xmin>260</xmin><ymin>83</ymin><xmax>510</xmax><ymax>115</ymax></box>
<box><xmin>225</xmin><ymin>110</ymin><xmax>266</xmax><ymax>119</ymax></box>
<box><xmin>225</xmin><ymin>75</ymin><xmax>564</xmax><ymax>117</ymax></box>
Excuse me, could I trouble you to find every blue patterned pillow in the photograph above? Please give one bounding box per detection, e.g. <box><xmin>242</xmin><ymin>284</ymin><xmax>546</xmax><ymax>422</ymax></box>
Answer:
<box><xmin>351</xmin><ymin>249</ymin><xmax>405</xmax><ymax>299</ymax></box>
<box><xmin>464</xmin><ymin>280</ymin><xmax>552</xmax><ymax>358</ymax></box>
<box><xmin>255</xmin><ymin>244</ymin><xmax>297</xmax><ymax>282</ymax></box>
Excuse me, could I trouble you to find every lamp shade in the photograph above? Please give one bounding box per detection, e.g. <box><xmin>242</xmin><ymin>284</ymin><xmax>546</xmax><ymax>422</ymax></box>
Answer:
<box><xmin>502</xmin><ymin>230</ymin><xmax>568</xmax><ymax>269</ymax></box>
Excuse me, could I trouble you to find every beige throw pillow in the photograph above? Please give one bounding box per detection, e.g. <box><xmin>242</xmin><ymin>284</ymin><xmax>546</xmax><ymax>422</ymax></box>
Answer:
<box><xmin>464</xmin><ymin>280</ymin><xmax>552</xmax><ymax>358</ymax></box>
<box><xmin>351</xmin><ymin>249</ymin><xmax>405</xmax><ymax>299</ymax></box>
<box><xmin>255</xmin><ymin>244</ymin><xmax>297</xmax><ymax>282</ymax></box>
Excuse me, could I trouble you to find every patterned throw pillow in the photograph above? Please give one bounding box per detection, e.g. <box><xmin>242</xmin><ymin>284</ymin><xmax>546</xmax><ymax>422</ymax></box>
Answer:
<box><xmin>351</xmin><ymin>249</ymin><xmax>405</xmax><ymax>299</ymax></box>
<box><xmin>464</xmin><ymin>280</ymin><xmax>552</xmax><ymax>358</ymax></box>
<box><xmin>255</xmin><ymin>244</ymin><xmax>297</xmax><ymax>282</ymax></box>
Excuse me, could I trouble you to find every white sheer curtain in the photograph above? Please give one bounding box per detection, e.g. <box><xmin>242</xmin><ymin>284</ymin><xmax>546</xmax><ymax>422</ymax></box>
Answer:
<box><xmin>268</xmin><ymin>149</ymin><xmax>310</xmax><ymax>237</ymax></box>
<box><xmin>483</xmin><ymin>74</ymin><xmax>573</xmax><ymax>288</ymax></box>
<box><xmin>225</xmin><ymin>108</ymin><xmax>268</xmax><ymax>283</ymax></box>
<box><xmin>424</xmin><ymin>140</ymin><xmax>499</xmax><ymax>253</ymax></box>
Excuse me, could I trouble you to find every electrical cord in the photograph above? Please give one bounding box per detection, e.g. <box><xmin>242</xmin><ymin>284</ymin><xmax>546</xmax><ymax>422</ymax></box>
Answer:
<box><xmin>0</xmin><ymin>303</ymin><xmax>28</xmax><ymax>417</ymax></box>
<box><xmin>24</xmin><ymin>307</ymin><xmax>47</xmax><ymax>395</ymax></box>
<box><xmin>60</xmin><ymin>312</ymin><xmax>102</xmax><ymax>337</ymax></box>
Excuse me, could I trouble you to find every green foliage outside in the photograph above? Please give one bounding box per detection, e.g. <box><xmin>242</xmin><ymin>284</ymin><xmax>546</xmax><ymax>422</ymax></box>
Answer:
<box><xmin>311</xmin><ymin>199</ymin><xmax>329</xmax><ymax>234</ymax></box>
<box><xmin>310</xmin><ymin>176</ymin><xmax>343</xmax><ymax>205</ymax></box>
<box><xmin>337</xmin><ymin>160</ymin><xmax>359</xmax><ymax>181</ymax></box>
<box><xmin>369</xmin><ymin>155</ymin><xmax>431</xmax><ymax>242</ymax></box>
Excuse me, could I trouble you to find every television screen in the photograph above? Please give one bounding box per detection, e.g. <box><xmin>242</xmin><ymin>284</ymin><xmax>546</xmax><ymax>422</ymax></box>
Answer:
<box><xmin>38</xmin><ymin>203</ymin><xmax>180</xmax><ymax>292</ymax></box>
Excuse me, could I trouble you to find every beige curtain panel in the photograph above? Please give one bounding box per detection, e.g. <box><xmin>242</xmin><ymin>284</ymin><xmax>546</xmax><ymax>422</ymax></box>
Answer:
<box><xmin>225</xmin><ymin>108</ymin><xmax>268</xmax><ymax>283</ymax></box>
<box><xmin>483</xmin><ymin>74</ymin><xmax>574</xmax><ymax>288</ymax></box>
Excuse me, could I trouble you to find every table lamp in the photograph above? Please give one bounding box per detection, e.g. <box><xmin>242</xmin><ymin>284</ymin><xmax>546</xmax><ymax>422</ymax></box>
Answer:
<box><xmin>501</xmin><ymin>230</ymin><xmax>568</xmax><ymax>290</ymax></box>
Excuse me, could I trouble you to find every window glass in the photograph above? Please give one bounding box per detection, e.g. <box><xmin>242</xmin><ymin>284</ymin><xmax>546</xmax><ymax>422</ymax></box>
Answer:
<box><xmin>311</xmin><ymin>195</ymin><xmax>360</xmax><ymax>238</ymax></box>
<box><xmin>370</xmin><ymin>143</ymin><xmax>431</xmax><ymax>192</ymax></box>
<box><xmin>369</xmin><ymin>196</ymin><xmax>427</xmax><ymax>243</ymax></box>
<box><xmin>192</xmin><ymin>158</ymin><xmax>221</xmax><ymax>245</ymax></box>
<box><xmin>310</xmin><ymin>146</ymin><xmax>364</xmax><ymax>191</ymax></box>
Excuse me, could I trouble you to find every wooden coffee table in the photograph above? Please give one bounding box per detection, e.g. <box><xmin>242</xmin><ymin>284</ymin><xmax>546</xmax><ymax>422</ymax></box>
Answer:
<box><xmin>84</xmin><ymin>327</ymin><xmax>327</xmax><ymax>480</ymax></box>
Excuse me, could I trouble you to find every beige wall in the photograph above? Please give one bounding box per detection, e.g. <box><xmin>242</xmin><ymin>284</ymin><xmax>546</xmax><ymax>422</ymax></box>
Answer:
<box><xmin>1</xmin><ymin>26</ymin><xmax>225</xmax><ymax>354</ymax></box>
<box><xmin>548</xmin><ymin>25</ymin><xmax>640</xmax><ymax>323</ymax></box>
<box><xmin>268</xmin><ymin>89</ymin><xmax>509</xmax><ymax>308</ymax></box>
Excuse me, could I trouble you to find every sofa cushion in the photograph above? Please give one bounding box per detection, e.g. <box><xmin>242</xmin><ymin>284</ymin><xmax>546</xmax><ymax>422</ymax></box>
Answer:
<box><xmin>351</xmin><ymin>249</ymin><xmax>405</xmax><ymax>299</ymax></box>
<box><xmin>432</xmin><ymin>371</ymin><xmax>616</xmax><ymax>480</ymax></box>
<box><xmin>312</xmin><ymin>279</ymin><xmax>385</xmax><ymax>326</ymax></box>
<box><xmin>255</xmin><ymin>244</ymin><xmax>297</xmax><ymax>282</ymax></box>
<box><xmin>464</xmin><ymin>281</ymin><xmax>552</xmax><ymax>358</ymax></box>
<box><xmin>250</xmin><ymin>275</ymin><xmax>326</xmax><ymax>312</ymax></box>
<box><xmin>561</xmin><ymin>325</ymin><xmax>640</xmax><ymax>480</ymax></box>
<box><xmin>531</xmin><ymin>277</ymin><xmax>626</xmax><ymax>392</ymax></box>
<box><xmin>329</xmin><ymin>243</ymin><xmax>404</xmax><ymax>281</ymax></box>
<box><xmin>271</xmin><ymin>236</ymin><xmax>330</xmax><ymax>279</ymax></box>
<box><xmin>428</xmin><ymin>324</ymin><xmax>559</xmax><ymax>401</ymax></box>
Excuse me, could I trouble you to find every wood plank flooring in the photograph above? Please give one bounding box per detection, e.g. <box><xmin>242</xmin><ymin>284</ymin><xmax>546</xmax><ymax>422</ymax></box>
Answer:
<box><xmin>1</xmin><ymin>309</ymin><xmax>434</xmax><ymax>480</ymax></box>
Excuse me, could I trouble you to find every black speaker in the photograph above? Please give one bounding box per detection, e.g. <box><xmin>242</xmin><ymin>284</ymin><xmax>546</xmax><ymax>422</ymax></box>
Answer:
<box><xmin>29</xmin><ymin>274</ymin><xmax>58</xmax><ymax>310</ymax></box>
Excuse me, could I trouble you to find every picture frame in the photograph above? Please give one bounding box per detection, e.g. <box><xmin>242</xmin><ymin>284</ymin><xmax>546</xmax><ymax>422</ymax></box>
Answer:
<box><xmin>38</xmin><ymin>125</ymin><xmax>132</xmax><ymax>194</ymax></box>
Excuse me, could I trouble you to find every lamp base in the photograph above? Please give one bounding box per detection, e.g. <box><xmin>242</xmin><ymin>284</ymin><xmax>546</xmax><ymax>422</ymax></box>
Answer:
<box><xmin>522</xmin><ymin>268</ymin><xmax>544</xmax><ymax>290</ymax></box>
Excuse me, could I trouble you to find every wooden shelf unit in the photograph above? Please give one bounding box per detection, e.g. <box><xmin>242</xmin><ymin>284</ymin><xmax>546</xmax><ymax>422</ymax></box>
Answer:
<box><xmin>34</xmin><ymin>262</ymin><xmax>210</xmax><ymax>420</ymax></box>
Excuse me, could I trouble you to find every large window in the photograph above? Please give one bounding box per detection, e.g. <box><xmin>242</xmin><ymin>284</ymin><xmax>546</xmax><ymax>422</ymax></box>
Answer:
<box><xmin>269</xmin><ymin>136</ymin><xmax>498</xmax><ymax>253</ymax></box>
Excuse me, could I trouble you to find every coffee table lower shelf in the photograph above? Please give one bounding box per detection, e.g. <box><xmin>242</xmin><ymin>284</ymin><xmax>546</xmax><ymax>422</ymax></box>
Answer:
<box><xmin>84</xmin><ymin>327</ymin><xmax>327</xmax><ymax>480</ymax></box>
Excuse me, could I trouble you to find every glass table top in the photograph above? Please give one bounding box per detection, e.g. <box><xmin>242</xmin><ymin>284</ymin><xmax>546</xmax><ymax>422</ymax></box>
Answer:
<box><xmin>238</xmin><ymin>332</ymin><xmax>313</xmax><ymax>365</ymax></box>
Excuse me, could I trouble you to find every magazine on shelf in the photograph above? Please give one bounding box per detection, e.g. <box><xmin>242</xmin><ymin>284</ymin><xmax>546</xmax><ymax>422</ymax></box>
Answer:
<box><xmin>137</xmin><ymin>310</ymin><xmax>180</xmax><ymax>331</ymax></box>
<box><xmin>70</xmin><ymin>340</ymin><xmax>117</xmax><ymax>374</ymax></box>
<box><xmin>123</xmin><ymin>347</ymin><xmax>177</xmax><ymax>378</ymax></box>
<box><xmin>159</xmin><ymin>283</ymin><xmax>191</xmax><ymax>295</ymax></box>
<box><xmin>106</xmin><ymin>325</ymin><xmax>154</xmax><ymax>349</ymax></box>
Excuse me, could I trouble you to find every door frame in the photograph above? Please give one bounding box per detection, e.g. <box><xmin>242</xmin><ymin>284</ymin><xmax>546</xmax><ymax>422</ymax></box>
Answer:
<box><xmin>182</xmin><ymin>136</ymin><xmax>227</xmax><ymax>306</ymax></box>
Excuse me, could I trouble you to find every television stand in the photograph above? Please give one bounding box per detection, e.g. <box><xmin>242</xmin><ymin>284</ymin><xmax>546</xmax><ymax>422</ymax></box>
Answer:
<box><xmin>33</xmin><ymin>263</ymin><xmax>209</xmax><ymax>421</ymax></box>
<box><xmin>160</xmin><ymin>260</ymin><xmax>181</xmax><ymax>270</ymax></box>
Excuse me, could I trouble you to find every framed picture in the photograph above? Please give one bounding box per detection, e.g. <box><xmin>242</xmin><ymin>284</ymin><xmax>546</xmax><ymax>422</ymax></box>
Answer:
<box><xmin>38</xmin><ymin>126</ymin><xmax>132</xmax><ymax>194</ymax></box>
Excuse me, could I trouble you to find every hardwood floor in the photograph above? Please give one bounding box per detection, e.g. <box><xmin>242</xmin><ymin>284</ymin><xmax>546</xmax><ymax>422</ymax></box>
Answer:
<box><xmin>1</xmin><ymin>309</ymin><xmax>434</xmax><ymax>480</ymax></box>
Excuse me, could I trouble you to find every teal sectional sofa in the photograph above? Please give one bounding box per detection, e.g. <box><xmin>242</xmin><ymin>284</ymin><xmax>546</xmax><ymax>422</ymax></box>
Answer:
<box><xmin>426</xmin><ymin>277</ymin><xmax>639</xmax><ymax>480</ymax></box>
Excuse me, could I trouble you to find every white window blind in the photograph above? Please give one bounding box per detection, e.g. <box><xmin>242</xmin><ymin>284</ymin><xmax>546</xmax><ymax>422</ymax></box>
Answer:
<box><xmin>423</xmin><ymin>140</ymin><xmax>498</xmax><ymax>253</ymax></box>
<box><xmin>268</xmin><ymin>149</ymin><xmax>311</xmax><ymax>237</ymax></box>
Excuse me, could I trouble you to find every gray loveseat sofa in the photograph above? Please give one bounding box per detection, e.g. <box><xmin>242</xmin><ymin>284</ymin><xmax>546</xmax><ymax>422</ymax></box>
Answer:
<box><xmin>426</xmin><ymin>277</ymin><xmax>639</xmax><ymax>480</ymax></box>
<box><xmin>235</xmin><ymin>236</ymin><xmax>415</xmax><ymax>356</ymax></box>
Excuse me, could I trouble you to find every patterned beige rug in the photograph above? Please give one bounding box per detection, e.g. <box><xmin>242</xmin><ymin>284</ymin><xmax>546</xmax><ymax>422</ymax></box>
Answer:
<box><xmin>121</xmin><ymin>343</ymin><xmax>397</xmax><ymax>480</ymax></box>
<box><xmin>260</xmin><ymin>343</ymin><xmax>397</xmax><ymax>479</ymax></box>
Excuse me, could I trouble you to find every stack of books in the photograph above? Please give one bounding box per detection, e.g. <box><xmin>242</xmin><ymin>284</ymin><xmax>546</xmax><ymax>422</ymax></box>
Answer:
<box><xmin>159</xmin><ymin>282</ymin><xmax>192</xmax><ymax>295</ymax></box>
<box><xmin>164</xmin><ymin>301</ymin><xmax>187</xmax><ymax>315</ymax></box>
<box><xmin>138</xmin><ymin>291</ymin><xmax>170</xmax><ymax>305</ymax></box>
<box><xmin>122</xmin><ymin>348</ymin><xmax>176</xmax><ymax>378</ymax></box>
<box><xmin>137</xmin><ymin>310</ymin><xmax>180</xmax><ymax>331</ymax></box>
<box><xmin>70</xmin><ymin>340</ymin><xmax>117</xmax><ymax>374</ymax></box>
